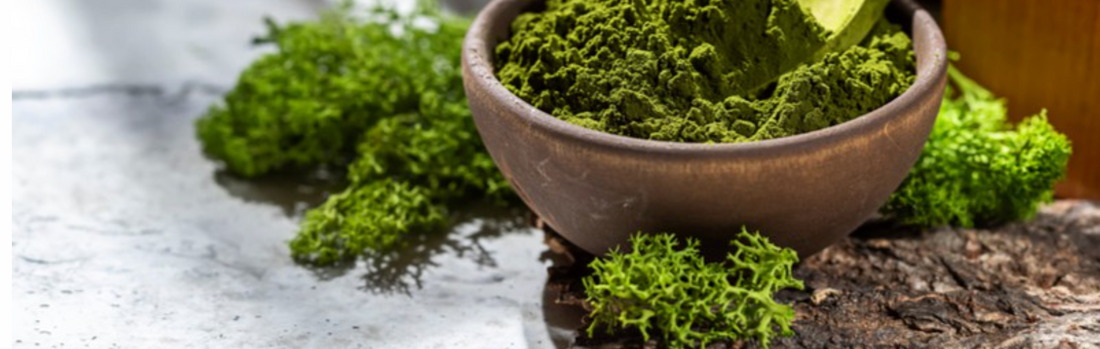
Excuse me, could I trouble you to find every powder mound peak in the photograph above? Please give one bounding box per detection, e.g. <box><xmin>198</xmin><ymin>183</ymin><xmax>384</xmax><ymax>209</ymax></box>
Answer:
<box><xmin>496</xmin><ymin>0</ymin><xmax>915</xmax><ymax>143</ymax></box>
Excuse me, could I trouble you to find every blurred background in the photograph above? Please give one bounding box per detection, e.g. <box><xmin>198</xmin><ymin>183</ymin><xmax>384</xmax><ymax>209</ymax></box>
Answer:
<box><xmin>10</xmin><ymin>0</ymin><xmax>489</xmax><ymax>91</ymax></box>
<box><xmin>13</xmin><ymin>0</ymin><xmax>1097</xmax><ymax>198</ymax></box>
<box><xmin>941</xmin><ymin>0</ymin><xmax>1099</xmax><ymax>200</ymax></box>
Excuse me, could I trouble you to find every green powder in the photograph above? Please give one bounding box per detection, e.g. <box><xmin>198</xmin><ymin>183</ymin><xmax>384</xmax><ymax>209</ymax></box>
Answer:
<box><xmin>495</xmin><ymin>0</ymin><xmax>915</xmax><ymax>142</ymax></box>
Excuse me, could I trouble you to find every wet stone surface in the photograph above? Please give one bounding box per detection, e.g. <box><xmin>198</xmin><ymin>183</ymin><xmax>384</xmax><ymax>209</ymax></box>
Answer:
<box><xmin>11</xmin><ymin>88</ymin><xmax>587</xmax><ymax>348</ymax></box>
<box><xmin>12</xmin><ymin>1</ymin><xmax>562</xmax><ymax>348</ymax></box>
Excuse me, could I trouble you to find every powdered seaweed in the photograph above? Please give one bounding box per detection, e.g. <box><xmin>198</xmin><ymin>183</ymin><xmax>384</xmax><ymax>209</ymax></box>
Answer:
<box><xmin>495</xmin><ymin>0</ymin><xmax>915</xmax><ymax>142</ymax></box>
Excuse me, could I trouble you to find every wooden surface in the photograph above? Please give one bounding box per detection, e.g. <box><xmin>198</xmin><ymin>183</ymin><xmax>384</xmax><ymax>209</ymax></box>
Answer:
<box><xmin>942</xmin><ymin>0</ymin><xmax>1100</xmax><ymax>200</ymax></box>
<box><xmin>544</xmin><ymin>201</ymin><xmax>1100</xmax><ymax>348</ymax></box>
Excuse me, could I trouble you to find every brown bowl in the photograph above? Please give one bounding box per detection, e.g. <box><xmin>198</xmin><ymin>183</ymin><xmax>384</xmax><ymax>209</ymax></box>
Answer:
<box><xmin>462</xmin><ymin>0</ymin><xmax>948</xmax><ymax>258</ymax></box>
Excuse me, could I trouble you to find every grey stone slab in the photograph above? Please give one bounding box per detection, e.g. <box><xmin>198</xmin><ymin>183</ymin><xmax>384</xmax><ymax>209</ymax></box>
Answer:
<box><xmin>11</xmin><ymin>0</ymin><xmax>575</xmax><ymax>347</ymax></box>
<box><xmin>9</xmin><ymin>0</ymin><xmax>496</xmax><ymax>91</ymax></box>
<box><xmin>12</xmin><ymin>89</ymin><xmax>579</xmax><ymax>348</ymax></box>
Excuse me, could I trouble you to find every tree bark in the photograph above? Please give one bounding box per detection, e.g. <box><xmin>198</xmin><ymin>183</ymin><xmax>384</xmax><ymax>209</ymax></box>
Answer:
<box><xmin>544</xmin><ymin>201</ymin><xmax>1100</xmax><ymax>349</ymax></box>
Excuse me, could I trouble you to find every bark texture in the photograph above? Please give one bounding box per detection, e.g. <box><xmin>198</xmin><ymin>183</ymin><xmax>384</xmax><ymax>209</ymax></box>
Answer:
<box><xmin>544</xmin><ymin>201</ymin><xmax>1100</xmax><ymax>349</ymax></box>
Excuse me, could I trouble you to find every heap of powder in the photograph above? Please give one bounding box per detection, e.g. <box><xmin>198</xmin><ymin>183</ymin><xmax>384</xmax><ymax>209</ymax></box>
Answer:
<box><xmin>495</xmin><ymin>0</ymin><xmax>916</xmax><ymax>143</ymax></box>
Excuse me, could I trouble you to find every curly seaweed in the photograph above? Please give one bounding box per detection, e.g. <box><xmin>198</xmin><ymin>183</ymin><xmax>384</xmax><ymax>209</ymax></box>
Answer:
<box><xmin>196</xmin><ymin>3</ymin><xmax>511</xmax><ymax>265</ymax></box>
<box><xmin>883</xmin><ymin>65</ymin><xmax>1072</xmax><ymax>227</ymax></box>
<box><xmin>583</xmin><ymin>228</ymin><xmax>804</xmax><ymax>348</ymax></box>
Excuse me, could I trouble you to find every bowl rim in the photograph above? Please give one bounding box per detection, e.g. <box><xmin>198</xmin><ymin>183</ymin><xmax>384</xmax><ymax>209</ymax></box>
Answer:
<box><xmin>462</xmin><ymin>0</ymin><xmax>947</xmax><ymax>157</ymax></box>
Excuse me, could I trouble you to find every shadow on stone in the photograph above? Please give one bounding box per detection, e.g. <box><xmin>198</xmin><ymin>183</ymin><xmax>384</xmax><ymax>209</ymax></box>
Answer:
<box><xmin>359</xmin><ymin>203</ymin><xmax>527</xmax><ymax>295</ymax></box>
<box><xmin>212</xmin><ymin>166</ymin><xmax>346</xmax><ymax>218</ymax></box>
<box><xmin>539</xmin><ymin>229</ymin><xmax>591</xmax><ymax>349</ymax></box>
<box><xmin>210</xmin><ymin>159</ymin><xmax>530</xmax><ymax>295</ymax></box>
<box><xmin>299</xmin><ymin>202</ymin><xmax>529</xmax><ymax>296</ymax></box>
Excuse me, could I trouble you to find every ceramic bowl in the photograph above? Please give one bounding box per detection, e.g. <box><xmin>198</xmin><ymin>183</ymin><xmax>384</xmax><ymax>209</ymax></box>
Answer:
<box><xmin>462</xmin><ymin>0</ymin><xmax>948</xmax><ymax>258</ymax></box>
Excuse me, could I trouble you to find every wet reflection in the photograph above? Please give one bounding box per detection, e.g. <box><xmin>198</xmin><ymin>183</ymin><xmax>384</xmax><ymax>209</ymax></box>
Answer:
<box><xmin>539</xmin><ymin>237</ymin><xmax>588</xmax><ymax>349</ymax></box>
<box><xmin>213</xmin><ymin>166</ymin><xmax>346</xmax><ymax>218</ymax></box>
<box><xmin>211</xmin><ymin>159</ymin><xmax>533</xmax><ymax>294</ymax></box>
<box><xmin>290</xmin><ymin>201</ymin><xmax>529</xmax><ymax>295</ymax></box>
<box><xmin>537</xmin><ymin>227</ymin><xmax>597</xmax><ymax>349</ymax></box>
<box><xmin>354</xmin><ymin>204</ymin><xmax>527</xmax><ymax>295</ymax></box>
<box><xmin>541</xmin><ymin>284</ymin><xmax>587</xmax><ymax>349</ymax></box>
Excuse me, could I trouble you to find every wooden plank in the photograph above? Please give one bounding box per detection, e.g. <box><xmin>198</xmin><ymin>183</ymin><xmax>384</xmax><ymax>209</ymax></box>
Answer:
<box><xmin>942</xmin><ymin>0</ymin><xmax>1100</xmax><ymax>200</ymax></box>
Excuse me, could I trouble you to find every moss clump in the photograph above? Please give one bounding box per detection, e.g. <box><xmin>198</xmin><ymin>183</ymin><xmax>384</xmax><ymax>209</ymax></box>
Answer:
<box><xmin>495</xmin><ymin>0</ymin><xmax>914</xmax><ymax>143</ymax></box>
<box><xmin>196</xmin><ymin>3</ymin><xmax>510</xmax><ymax>265</ymax></box>
<box><xmin>583</xmin><ymin>228</ymin><xmax>804</xmax><ymax>348</ymax></box>
<box><xmin>883</xmin><ymin>65</ymin><xmax>1072</xmax><ymax>227</ymax></box>
<box><xmin>290</xmin><ymin>179</ymin><xmax>444</xmax><ymax>265</ymax></box>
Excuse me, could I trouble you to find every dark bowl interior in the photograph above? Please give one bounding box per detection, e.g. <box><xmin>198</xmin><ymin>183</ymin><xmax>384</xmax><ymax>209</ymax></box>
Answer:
<box><xmin>462</xmin><ymin>0</ymin><xmax>948</xmax><ymax>258</ymax></box>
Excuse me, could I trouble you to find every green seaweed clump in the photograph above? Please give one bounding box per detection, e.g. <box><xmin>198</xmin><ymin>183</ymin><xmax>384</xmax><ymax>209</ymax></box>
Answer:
<box><xmin>196</xmin><ymin>3</ymin><xmax>510</xmax><ymax>266</ymax></box>
<box><xmin>583</xmin><ymin>229</ymin><xmax>804</xmax><ymax>348</ymax></box>
<box><xmin>883</xmin><ymin>65</ymin><xmax>1072</xmax><ymax>227</ymax></box>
